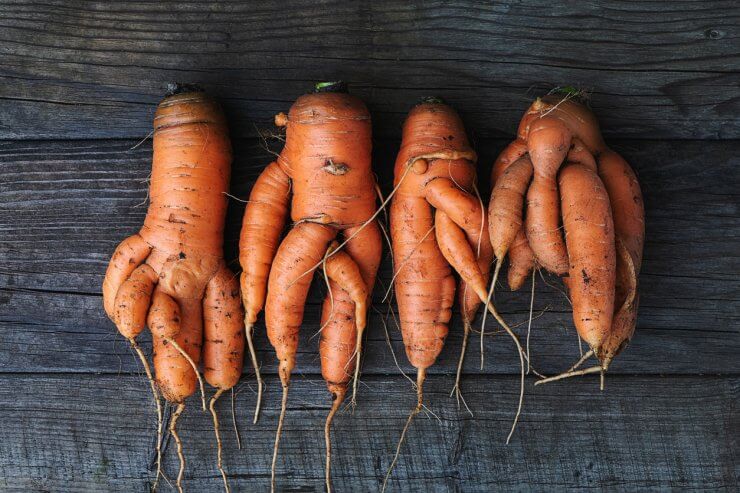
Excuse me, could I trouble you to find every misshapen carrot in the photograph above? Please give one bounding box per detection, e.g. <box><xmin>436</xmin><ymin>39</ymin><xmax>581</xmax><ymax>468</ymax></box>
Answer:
<box><xmin>239</xmin><ymin>82</ymin><xmax>381</xmax><ymax>493</ymax></box>
<box><xmin>511</xmin><ymin>91</ymin><xmax>645</xmax><ymax>387</ymax></box>
<box><xmin>239</xmin><ymin>161</ymin><xmax>291</xmax><ymax>423</ymax></box>
<box><xmin>102</xmin><ymin>85</ymin><xmax>241</xmax><ymax>491</ymax></box>
<box><xmin>559</xmin><ymin>163</ymin><xmax>616</xmax><ymax>352</ymax></box>
<box><xmin>385</xmin><ymin>99</ymin><xmax>528</xmax><ymax>489</ymax></box>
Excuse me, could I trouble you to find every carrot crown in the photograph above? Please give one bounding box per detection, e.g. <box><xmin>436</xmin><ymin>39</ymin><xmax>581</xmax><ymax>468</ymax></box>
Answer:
<box><xmin>314</xmin><ymin>81</ymin><xmax>347</xmax><ymax>93</ymax></box>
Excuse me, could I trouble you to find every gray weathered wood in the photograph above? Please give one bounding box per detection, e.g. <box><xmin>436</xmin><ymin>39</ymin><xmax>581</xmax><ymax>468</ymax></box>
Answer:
<box><xmin>0</xmin><ymin>138</ymin><xmax>738</xmax><ymax>376</ymax></box>
<box><xmin>0</xmin><ymin>1</ymin><xmax>738</xmax><ymax>140</ymax></box>
<box><xmin>0</xmin><ymin>374</ymin><xmax>736</xmax><ymax>492</ymax></box>
<box><xmin>0</xmin><ymin>2</ymin><xmax>739</xmax><ymax>490</ymax></box>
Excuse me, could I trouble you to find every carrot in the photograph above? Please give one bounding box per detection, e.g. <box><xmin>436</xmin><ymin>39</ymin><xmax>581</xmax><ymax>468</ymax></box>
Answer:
<box><xmin>239</xmin><ymin>82</ymin><xmax>381</xmax><ymax>493</ymax></box>
<box><xmin>597</xmin><ymin>150</ymin><xmax>644</xmax><ymax>370</ymax></box>
<box><xmin>102</xmin><ymin>84</ymin><xmax>238</xmax><ymax>492</ymax></box>
<box><xmin>559</xmin><ymin>163</ymin><xmax>616</xmax><ymax>354</ymax></box>
<box><xmin>510</xmin><ymin>92</ymin><xmax>607</xmax><ymax>274</ymax></box>
<box><xmin>385</xmin><ymin>99</ymin><xmax>527</xmax><ymax>490</ymax></box>
<box><xmin>320</xmin><ymin>239</ymin><xmax>377</xmax><ymax>493</ymax></box>
<box><xmin>203</xmin><ymin>267</ymin><xmax>245</xmax><ymax>493</ymax></box>
<box><xmin>508</xmin><ymin>91</ymin><xmax>645</xmax><ymax>387</ymax></box>
<box><xmin>239</xmin><ymin>161</ymin><xmax>291</xmax><ymax>423</ymax></box>
<box><xmin>490</xmin><ymin>144</ymin><xmax>536</xmax><ymax>292</ymax></box>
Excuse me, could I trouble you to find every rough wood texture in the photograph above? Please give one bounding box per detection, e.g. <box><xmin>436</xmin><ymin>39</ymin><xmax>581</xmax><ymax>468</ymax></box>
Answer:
<box><xmin>0</xmin><ymin>1</ymin><xmax>738</xmax><ymax>140</ymax></box>
<box><xmin>1</xmin><ymin>1</ymin><xmax>739</xmax><ymax>491</ymax></box>
<box><xmin>0</xmin><ymin>374</ymin><xmax>736</xmax><ymax>492</ymax></box>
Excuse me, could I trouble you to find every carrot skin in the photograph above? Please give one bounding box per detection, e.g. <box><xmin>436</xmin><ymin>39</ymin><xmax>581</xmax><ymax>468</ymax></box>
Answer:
<box><xmin>148</xmin><ymin>287</ymin><xmax>181</xmax><ymax>340</ymax></box>
<box><xmin>391</xmin><ymin>195</ymin><xmax>456</xmax><ymax>370</ymax></box>
<box><xmin>203</xmin><ymin>266</ymin><xmax>245</xmax><ymax>391</ymax></box>
<box><xmin>266</xmin><ymin>223</ymin><xmax>337</xmax><ymax>385</ymax></box>
<box><xmin>507</xmin><ymin>229</ymin><xmax>535</xmax><ymax>291</ymax></box>
<box><xmin>488</xmin><ymin>155</ymin><xmax>533</xmax><ymax>259</ymax></box>
<box><xmin>103</xmin><ymin>234</ymin><xmax>152</xmax><ymax>319</ymax></box>
<box><xmin>113</xmin><ymin>264</ymin><xmax>158</xmax><ymax>339</ymax></box>
<box><xmin>598</xmin><ymin>150</ymin><xmax>645</xmax><ymax>269</ymax></box>
<box><xmin>559</xmin><ymin>163</ymin><xmax>616</xmax><ymax>350</ymax></box>
<box><xmin>240</xmin><ymin>161</ymin><xmax>292</xmax><ymax>325</ymax></box>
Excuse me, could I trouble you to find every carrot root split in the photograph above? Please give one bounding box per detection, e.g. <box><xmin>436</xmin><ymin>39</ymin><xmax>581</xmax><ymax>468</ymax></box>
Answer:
<box><xmin>451</xmin><ymin>320</ymin><xmax>473</xmax><ymax>417</ymax></box>
<box><xmin>245</xmin><ymin>322</ymin><xmax>263</xmax><ymax>424</ymax></box>
<box><xmin>534</xmin><ymin>365</ymin><xmax>603</xmax><ymax>386</ymax></box>
<box><xmin>271</xmin><ymin>383</ymin><xmax>289</xmax><ymax>493</ymax></box>
<box><xmin>382</xmin><ymin>368</ymin><xmax>426</xmax><ymax>493</ymax></box>
<box><xmin>169</xmin><ymin>403</ymin><xmax>186</xmax><ymax>493</ymax></box>
<box><xmin>129</xmin><ymin>339</ymin><xmax>163</xmax><ymax>491</ymax></box>
<box><xmin>324</xmin><ymin>388</ymin><xmax>346</xmax><ymax>493</ymax></box>
<box><xmin>208</xmin><ymin>389</ymin><xmax>230</xmax><ymax>493</ymax></box>
<box><xmin>482</xmin><ymin>296</ymin><xmax>526</xmax><ymax>444</ymax></box>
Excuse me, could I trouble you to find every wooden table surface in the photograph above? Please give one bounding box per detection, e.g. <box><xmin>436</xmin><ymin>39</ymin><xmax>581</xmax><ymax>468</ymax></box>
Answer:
<box><xmin>0</xmin><ymin>2</ymin><xmax>738</xmax><ymax>492</ymax></box>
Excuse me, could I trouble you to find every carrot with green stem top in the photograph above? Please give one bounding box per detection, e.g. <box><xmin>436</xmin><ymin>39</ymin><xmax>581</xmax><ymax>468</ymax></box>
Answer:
<box><xmin>238</xmin><ymin>82</ymin><xmax>381</xmax><ymax>493</ymax></box>
<box><xmin>103</xmin><ymin>85</ymin><xmax>240</xmax><ymax>492</ymax></box>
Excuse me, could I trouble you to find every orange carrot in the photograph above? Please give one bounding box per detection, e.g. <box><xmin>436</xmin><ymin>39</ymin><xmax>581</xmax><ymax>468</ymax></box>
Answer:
<box><xmin>239</xmin><ymin>82</ymin><xmax>381</xmax><ymax>493</ymax></box>
<box><xmin>239</xmin><ymin>161</ymin><xmax>291</xmax><ymax>423</ymax></box>
<box><xmin>102</xmin><ymin>85</ymin><xmax>239</xmax><ymax>492</ymax></box>
<box><xmin>203</xmin><ymin>267</ymin><xmax>245</xmax><ymax>493</ymax></box>
<box><xmin>385</xmin><ymin>99</ymin><xmax>527</xmax><ymax>490</ymax></box>
<box><xmin>507</xmin><ymin>230</ymin><xmax>535</xmax><ymax>291</ymax></box>
<box><xmin>559</xmin><ymin>163</ymin><xmax>616</xmax><ymax>352</ymax></box>
<box><xmin>597</xmin><ymin>150</ymin><xmax>644</xmax><ymax>369</ymax></box>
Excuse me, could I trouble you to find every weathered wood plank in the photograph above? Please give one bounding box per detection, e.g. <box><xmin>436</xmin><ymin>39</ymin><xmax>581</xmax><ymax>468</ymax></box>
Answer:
<box><xmin>0</xmin><ymin>1</ymin><xmax>738</xmax><ymax>140</ymax></box>
<box><xmin>0</xmin><ymin>138</ymin><xmax>738</xmax><ymax>375</ymax></box>
<box><xmin>0</xmin><ymin>374</ymin><xmax>736</xmax><ymax>492</ymax></box>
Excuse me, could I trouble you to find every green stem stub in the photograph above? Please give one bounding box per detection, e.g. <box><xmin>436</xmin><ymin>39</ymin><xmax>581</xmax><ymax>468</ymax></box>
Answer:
<box><xmin>314</xmin><ymin>81</ymin><xmax>348</xmax><ymax>93</ymax></box>
<box><xmin>166</xmin><ymin>82</ymin><xmax>204</xmax><ymax>97</ymax></box>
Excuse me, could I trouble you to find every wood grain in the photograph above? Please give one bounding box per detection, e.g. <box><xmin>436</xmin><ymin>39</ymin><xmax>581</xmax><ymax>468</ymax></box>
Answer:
<box><xmin>0</xmin><ymin>374</ymin><xmax>736</xmax><ymax>492</ymax></box>
<box><xmin>1</xmin><ymin>2</ymin><xmax>739</xmax><ymax>490</ymax></box>
<box><xmin>0</xmin><ymin>1</ymin><xmax>738</xmax><ymax>140</ymax></box>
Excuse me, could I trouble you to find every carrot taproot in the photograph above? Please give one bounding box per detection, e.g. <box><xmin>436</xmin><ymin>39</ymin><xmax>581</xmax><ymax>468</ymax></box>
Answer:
<box><xmin>239</xmin><ymin>82</ymin><xmax>381</xmax><ymax>493</ymax></box>
<box><xmin>559</xmin><ymin>163</ymin><xmax>616</xmax><ymax>351</ymax></box>
<box><xmin>319</xmin><ymin>239</ymin><xmax>376</xmax><ymax>493</ymax></box>
<box><xmin>102</xmin><ymin>84</ymin><xmax>238</xmax><ymax>492</ymax></box>
<box><xmin>239</xmin><ymin>161</ymin><xmax>291</xmax><ymax>423</ymax></box>
<box><xmin>490</xmin><ymin>145</ymin><xmax>536</xmax><ymax>292</ymax></box>
<box><xmin>203</xmin><ymin>267</ymin><xmax>245</xmax><ymax>493</ymax></box>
